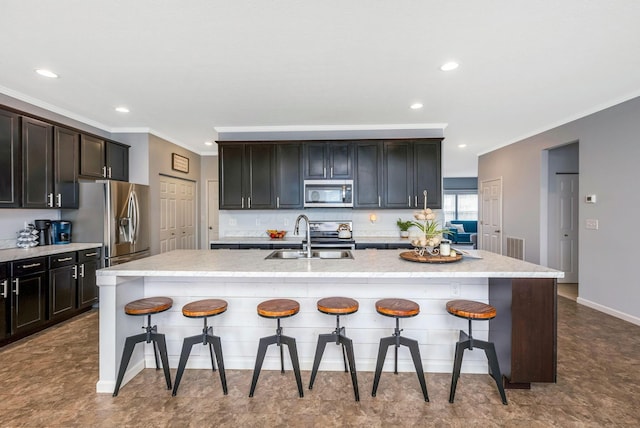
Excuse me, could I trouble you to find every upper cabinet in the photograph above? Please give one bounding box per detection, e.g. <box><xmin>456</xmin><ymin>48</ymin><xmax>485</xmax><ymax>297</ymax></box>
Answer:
<box><xmin>354</xmin><ymin>141</ymin><xmax>383</xmax><ymax>208</ymax></box>
<box><xmin>0</xmin><ymin>109</ymin><xmax>21</xmax><ymax>208</ymax></box>
<box><xmin>22</xmin><ymin>117</ymin><xmax>54</xmax><ymax>208</ymax></box>
<box><xmin>275</xmin><ymin>143</ymin><xmax>303</xmax><ymax>209</ymax></box>
<box><xmin>54</xmin><ymin>127</ymin><xmax>80</xmax><ymax>209</ymax></box>
<box><xmin>80</xmin><ymin>135</ymin><xmax>129</xmax><ymax>181</ymax></box>
<box><xmin>219</xmin><ymin>142</ymin><xmax>277</xmax><ymax>210</ymax></box>
<box><xmin>383</xmin><ymin>139</ymin><xmax>441</xmax><ymax>209</ymax></box>
<box><xmin>304</xmin><ymin>141</ymin><xmax>353</xmax><ymax>179</ymax></box>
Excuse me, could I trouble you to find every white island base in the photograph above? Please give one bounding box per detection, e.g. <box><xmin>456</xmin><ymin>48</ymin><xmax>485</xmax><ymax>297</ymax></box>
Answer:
<box><xmin>96</xmin><ymin>249</ymin><xmax>561</xmax><ymax>394</ymax></box>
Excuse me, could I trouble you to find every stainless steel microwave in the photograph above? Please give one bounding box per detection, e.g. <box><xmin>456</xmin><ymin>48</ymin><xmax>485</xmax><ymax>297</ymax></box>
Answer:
<box><xmin>303</xmin><ymin>180</ymin><xmax>353</xmax><ymax>208</ymax></box>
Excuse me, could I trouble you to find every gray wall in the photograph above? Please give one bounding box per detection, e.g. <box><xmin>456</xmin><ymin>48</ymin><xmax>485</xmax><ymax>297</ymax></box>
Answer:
<box><xmin>479</xmin><ymin>96</ymin><xmax>640</xmax><ymax>322</ymax></box>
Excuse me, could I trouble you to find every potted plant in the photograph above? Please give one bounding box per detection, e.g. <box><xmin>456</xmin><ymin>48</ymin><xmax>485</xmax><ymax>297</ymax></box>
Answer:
<box><xmin>396</xmin><ymin>218</ymin><xmax>413</xmax><ymax>238</ymax></box>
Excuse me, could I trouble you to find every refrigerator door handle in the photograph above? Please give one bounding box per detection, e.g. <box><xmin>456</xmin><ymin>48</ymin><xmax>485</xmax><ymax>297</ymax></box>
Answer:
<box><xmin>131</xmin><ymin>190</ymin><xmax>139</xmax><ymax>244</ymax></box>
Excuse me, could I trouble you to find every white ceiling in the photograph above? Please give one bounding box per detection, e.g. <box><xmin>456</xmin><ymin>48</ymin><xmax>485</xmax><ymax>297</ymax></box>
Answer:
<box><xmin>2</xmin><ymin>1</ymin><xmax>640</xmax><ymax>177</ymax></box>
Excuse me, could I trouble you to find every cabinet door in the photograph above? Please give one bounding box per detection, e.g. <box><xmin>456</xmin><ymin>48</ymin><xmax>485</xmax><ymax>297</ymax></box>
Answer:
<box><xmin>78</xmin><ymin>249</ymin><xmax>100</xmax><ymax>309</ymax></box>
<box><xmin>80</xmin><ymin>134</ymin><xmax>105</xmax><ymax>178</ymax></box>
<box><xmin>49</xmin><ymin>265</ymin><xmax>77</xmax><ymax>319</ymax></box>
<box><xmin>246</xmin><ymin>144</ymin><xmax>276</xmax><ymax>209</ymax></box>
<box><xmin>106</xmin><ymin>141</ymin><xmax>129</xmax><ymax>181</ymax></box>
<box><xmin>0</xmin><ymin>109</ymin><xmax>21</xmax><ymax>207</ymax></box>
<box><xmin>54</xmin><ymin>127</ymin><xmax>80</xmax><ymax>208</ymax></box>
<box><xmin>413</xmin><ymin>140</ymin><xmax>441</xmax><ymax>209</ymax></box>
<box><xmin>383</xmin><ymin>141</ymin><xmax>413</xmax><ymax>209</ymax></box>
<box><xmin>219</xmin><ymin>144</ymin><xmax>245</xmax><ymax>209</ymax></box>
<box><xmin>354</xmin><ymin>141</ymin><xmax>382</xmax><ymax>208</ymax></box>
<box><xmin>0</xmin><ymin>263</ymin><xmax>9</xmax><ymax>340</ymax></box>
<box><xmin>304</xmin><ymin>143</ymin><xmax>327</xmax><ymax>179</ymax></box>
<box><xmin>22</xmin><ymin>117</ymin><xmax>53</xmax><ymax>208</ymax></box>
<box><xmin>11</xmin><ymin>272</ymin><xmax>46</xmax><ymax>335</ymax></box>
<box><xmin>328</xmin><ymin>142</ymin><xmax>353</xmax><ymax>179</ymax></box>
<box><xmin>276</xmin><ymin>143</ymin><xmax>303</xmax><ymax>209</ymax></box>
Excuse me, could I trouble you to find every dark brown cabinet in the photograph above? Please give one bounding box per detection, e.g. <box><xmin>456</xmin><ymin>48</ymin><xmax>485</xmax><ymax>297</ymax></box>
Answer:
<box><xmin>0</xmin><ymin>263</ymin><xmax>9</xmax><ymax>340</ymax></box>
<box><xmin>0</xmin><ymin>109</ymin><xmax>21</xmax><ymax>208</ymax></box>
<box><xmin>48</xmin><ymin>252</ymin><xmax>77</xmax><ymax>320</ymax></box>
<box><xmin>304</xmin><ymin>141</ymin><xmax>353</xmax><ymax>179</ymax></box>
<box><xmin>77</xmin><ymin>248</ymin><xmax>100</xmax><ymax>309</ymax></box>
<box><xmin>219</xmin><ymin>143</ymin><xmax>276</xmax><ymax>209</ymax></box>
<box><xmin>9</xmin><ymin>257</ymin><xmax>47</xmax><ymax>336</ymax></box>
<box><xmin>354</xmin><ymin>141</ymin><xmax>383</xmax><ymax>208</ymax></box>
<box><xmin>275</xmin><ymin>143</ymin><xmax>303</xmax><ymax>209</ymax></box>
<box><xmin>80</xmin><ymin>135</ymin><xmax>129</xmax><ymax>181</ymax></box>
<box><xmin>54</xmin><ymin>127</ymin><xmax>80</xmax><ymax>208</ymax></box>
<box><xmin>22</xmin><ymin>117</ymin><xmax>53</xmax><ymax>208</ymax></box>
<box><xmin>383</xmin><ymin>139</ymin><xmax>441</xmax><ymax>209</ymax></box>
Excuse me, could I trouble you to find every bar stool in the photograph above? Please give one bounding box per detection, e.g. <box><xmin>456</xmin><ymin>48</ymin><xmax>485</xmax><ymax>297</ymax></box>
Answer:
<box><xmin>446</xmin><ymin>299</ymin><xmax>507</xmax><ymax>405</ymax></box>
<box><xmin>249</xmin><ymin>298</ymin><xmax>304</xmax><ymax>398</ymax></box>
<box><xmin>308</xmin><ymin>297</ymin><xmax>360</xmax><ymax>401</ymax></box>
<box><xmin>172</xmin><ymin>299</ymin><xmax>228</xmax><ymax>396</ymax></box>
<box><xmin>372</xmin><ymin>298</ymin><xmax>429</xmax><ymax>401</ymax></box>
<box><xmin>113</xmin><ymin>296</ymin><xmax>173</xmax><ymax>397</ymax></box>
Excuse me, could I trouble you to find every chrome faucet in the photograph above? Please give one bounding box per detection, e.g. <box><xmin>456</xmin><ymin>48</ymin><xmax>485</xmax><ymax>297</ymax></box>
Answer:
<box><xmin>294</xmin><ymin>214</ymin><xmax>312</xmax><ymax>258</ymax></box>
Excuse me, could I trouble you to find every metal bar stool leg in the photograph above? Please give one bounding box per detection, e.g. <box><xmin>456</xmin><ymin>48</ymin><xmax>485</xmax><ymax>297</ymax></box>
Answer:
<box><xmin>208</xmin><ymin>334</ymin><xmax>228</xmax><ymax>395</ymax></box>
<box><xmin>309</xmin><ymin>334</ymin><xmax>333</xmax><ymax>390</ymax></box>
<box><xmin>171</xmin><ymin>335</ymin><xmax>201</xmax><ymax>396</ymax></box>
<box><xmin>280</xmin><ymin>335</ymin><xmax>304</xmax><ymax>398</ymax></box>
<box><xmin>113</xmin><ymin>332</ymin><xmax>146</xmax><ymax>397</ymax></box>
<box><xmin>371</xmin><ymin>336</ymin><xmax>395</xmax><ymax>397</ymax></box>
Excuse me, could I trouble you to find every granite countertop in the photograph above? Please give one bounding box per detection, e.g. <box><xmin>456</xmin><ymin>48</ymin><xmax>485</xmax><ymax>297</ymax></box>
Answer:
<box><xmin>0</xmin><ymin>243</ymin><xmax>102</xmax><ymax>263</ymax></box>
<box><xmin>98</xmin><ymin>248</ymin><xmax>564</xmax><ymax>279</ymax></box>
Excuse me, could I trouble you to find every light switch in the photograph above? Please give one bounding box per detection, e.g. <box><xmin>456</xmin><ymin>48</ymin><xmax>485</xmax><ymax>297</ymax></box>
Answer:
<box><xmin>585</xmin><ymin>194</ymin><xmax>597</xmax><ymax>204</ymax></box>
<box><xmin>585</xmin><ymin>219</ymin><xmax>599</xmax><ymax>230</ymax></box>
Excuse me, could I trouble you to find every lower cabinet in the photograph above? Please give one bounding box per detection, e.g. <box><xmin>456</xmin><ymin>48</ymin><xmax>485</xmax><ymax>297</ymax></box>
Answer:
<box><xmin>10</xmin><ymin>257</ymin><xmax>47</xmax><ymax>336</ymax></box>
<box><xmin>77</xmin><ymin>248</ymin><xmax>100</xmax><ymax>309</ymax></box>
<box><xmin>0</xmin><ymin>247</ymin><xmax>101</xmax><ymax>347</ymax></box>
<box><xmin>49</xmin><ymin>252</ymin><xmax>78</xmax><ymax>320</ymax></box>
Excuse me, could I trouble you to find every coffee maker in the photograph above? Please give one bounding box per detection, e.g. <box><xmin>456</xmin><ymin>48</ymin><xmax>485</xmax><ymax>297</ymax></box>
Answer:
<box><xmin>34</xmin><ymin>219</ymin><xmax>52</xmax><ymax>246</ymax></box>
<box><xmin>51</xmin><ymin>220</ymin><xmax>72</xmax><ymax>244</ymax></box>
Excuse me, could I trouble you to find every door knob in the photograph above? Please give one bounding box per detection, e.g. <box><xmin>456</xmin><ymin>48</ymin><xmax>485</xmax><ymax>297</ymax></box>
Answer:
<box><xmin>495</xmin><ymin>229</ymin><xmax>501</xmax><ymax>233</ymax></box>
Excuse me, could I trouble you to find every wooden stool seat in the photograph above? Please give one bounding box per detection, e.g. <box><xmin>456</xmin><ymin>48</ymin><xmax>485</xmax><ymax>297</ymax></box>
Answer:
<box><xmin>124</xmin><ymin>297</ymin><xmax>173</xmax><ymax>316</ymax></box>
<box><xmin>375</xmin><ymin>298</ymin><xmax>420</xmax><ymax>318</ymax></box>
<box><xmin>182</xmin><ymin>299</ymin><xmax>228</xmax><ymax>318</ymax></box>
<box><xmin>317</xmin><ymin>297</ymin><xmax>359</xmax><ymax>315</ymax></box>
<box><xmin>446</xmin><ymin>299</ymin><xmax>496</xmax><ymax>320</ymax></box>
<box><xmin>257</xmin><ymin>298</ymin><xmax>300</xmax><ymax>318</ymax></box>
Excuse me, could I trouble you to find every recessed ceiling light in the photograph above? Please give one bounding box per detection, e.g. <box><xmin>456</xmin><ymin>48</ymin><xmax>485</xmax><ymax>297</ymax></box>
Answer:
<box><xmin>35</xmin><ymin>69</ymin><xmax>58</xmax><ymax>78</ymax></box>
<box><xmin>204</xmin><ymin>141</ymin><xmax>214</xmax><ymax>146</ymax></box>
<box><xmin>458</xmin><ymin>144</ymin><xmax>467</xmax><ymax>148</ymax></box>
<box><xmin>115</xmin><ymin>106</ymin><xmax>130</xmax><ymax>113</ymax></box>
<box><xmin>410</xmin><ymin>103</ymin><xmax>423</xmax><ymax>110</ymax></box>
<box><xmin>440</xmin><ymin>62</ymin><xmax>459</xmax><ymax>71</ymax></box>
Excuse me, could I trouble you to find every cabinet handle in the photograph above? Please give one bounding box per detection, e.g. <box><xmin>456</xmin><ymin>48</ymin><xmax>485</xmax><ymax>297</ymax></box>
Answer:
<box><xmin>80</xmin><ymin>264</ymin><xmax>85</xmax><ymax>278</ymax></box>
<box><xmin>57</xmin><ymin>257</ymin><xmax>73</xmax><ymax>262</ymax></box>
<box><xmin>102</xmin><ymin>166</ymin><xmax>107</xmax><ymax>178</ymax></box>
<box><xmin>323</xmin><ymin>167</ymin><xmax>326</xmax><ymax>178</ymax></box>
<box><xmin>408</xmin><ymin>196</ymin><xmax>411</xmax><ymax>207</ymax></box>
<box><xmin>1</xmin><ymin>280</ymin><xmax>7</xmax><ymax>298</ymax></box>
<box><xmin>21</xmin><ymin>262</ymin><xmax>41</xmax><ymax>269</ymax></box>
<box><xmin>378</xmin><ymin>196</ymin><xmax>381</xmax><ymax>207</ymax></box>
<box><xmin>84</xmin><ymin>252</ymin><xmax>97</xmax><ymax>257</ymax></box>
<box><xmin>330</xmin><ymin>167</ymin><xmax>333</xmax><ymax>178</ymax></box>
<box><xmin>73</xmin><ymin>265</ymin><xmax>78</xmax><ymax>280</ymax></box>
<box><xmin>415</xmin><ymin>196</ymin><xmax>418</xmax><ymax>207</ymax></box>
<box><xmin>56</xmin><ymin>193</ymin><xmax>62</xmax><ymax>207</ymax></box>
<box><xmin>108</xmin><ymin>167</ymin><xmax>112</xmax><ymax>178</ymax></box>
<box><xmin>241</xmin><ymin>197</ymin><xmax>244</xmax><ymax>209</ymax></box>
<box><xmin>276</xmin><ymin>196</ymin><xmax>280</xmax><ymax>209</ymax></box>
<box><xmin>13</xmin><ymin>278</ymin><xmax>19</xmax><ymax>296</ymax></box>
<box><xmin>248</xmin><ymin>197</ymin><xmax>251</xmax><ymax>209</ymax></box>
<box><xmin>47</xmin><ymin>193</ymin><xmax>54</xmax><ymax>207</ymax></box>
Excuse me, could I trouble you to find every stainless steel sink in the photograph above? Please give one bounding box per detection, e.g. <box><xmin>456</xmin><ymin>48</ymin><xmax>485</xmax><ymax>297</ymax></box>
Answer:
<box><xmin>265</xmin><ymin>249</ymin><xmax>354</xmax><ymax>260</ymax></box>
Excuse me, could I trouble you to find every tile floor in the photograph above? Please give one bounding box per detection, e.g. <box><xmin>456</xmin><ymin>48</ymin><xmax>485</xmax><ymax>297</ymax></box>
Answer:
<box><xmin>0</xmin><ymin>296</ymin><xmax>639</xmax><ymax>427</ymax></box>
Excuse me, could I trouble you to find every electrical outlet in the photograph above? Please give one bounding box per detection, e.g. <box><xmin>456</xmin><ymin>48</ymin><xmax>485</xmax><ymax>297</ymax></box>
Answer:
<box><xmin>255</xmin><ymin>218</ymin><xmax>261</xmax><ymax>226</ymax></box>
<box><xmin>585</xmin><ymin>219</ymin><xmax>598</xmax><ymax>230</ymax></box>
<box><xmin>229</xmin><ymin>218</ymin><xmax>237</xmax><ymax>226</ymax></box>
<box><xmin>283</xmin><ymin>218</ymin><xmax>289</xmax><ymax>227</ymax></box>
<box><xmin>450</xmin><ymin>282</ymin><xmax>460</xmax><ymax>296</ymax></box>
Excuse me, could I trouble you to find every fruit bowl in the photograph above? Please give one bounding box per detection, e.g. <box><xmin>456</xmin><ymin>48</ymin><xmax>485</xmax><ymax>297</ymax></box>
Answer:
<box><xmin>266</xmin><ymin>230</ymin><xmax>287</xmax><ymax>239</ymax></box>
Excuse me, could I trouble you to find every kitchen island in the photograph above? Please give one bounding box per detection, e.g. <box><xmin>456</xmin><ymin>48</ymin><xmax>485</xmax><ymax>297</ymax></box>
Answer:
<box><xmin>95</xmin><ymin>248</ymin><xmax>562</xmax><ymax>393</ymax></box>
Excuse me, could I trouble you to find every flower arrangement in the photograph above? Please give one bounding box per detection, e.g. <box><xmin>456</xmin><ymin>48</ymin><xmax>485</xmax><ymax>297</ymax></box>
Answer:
<box><xmin>396</xmin><ymin>218</ymin><xmax>413</xmax><ymax>232</ymax></box>
<box><xmin>410</xmin><ymin>191</ymin><xmax>451</xmax><ymax>253</ymax></box>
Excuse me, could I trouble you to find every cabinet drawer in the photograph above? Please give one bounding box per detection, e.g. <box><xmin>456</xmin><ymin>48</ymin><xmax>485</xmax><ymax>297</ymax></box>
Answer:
<box><xmin>49</xmin><ymin>252</ymin><xmax>77</xmax><ymax>269</ymax></box>
<box><xmin>78</xmin><ymin>248</ymin><xmax>101</xmax><ymax>263</ymax></box>
<box><xmin>10</xmin><ymin>257</ymin><xmax>47</xmax><ymax>276</ymax></box>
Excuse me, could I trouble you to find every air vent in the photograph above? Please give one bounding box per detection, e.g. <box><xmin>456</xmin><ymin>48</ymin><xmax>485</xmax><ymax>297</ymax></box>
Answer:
<box><xmin>506</xmin><ymin>236</ymin><xmax>525</xmax><ymax>260</ymax></box>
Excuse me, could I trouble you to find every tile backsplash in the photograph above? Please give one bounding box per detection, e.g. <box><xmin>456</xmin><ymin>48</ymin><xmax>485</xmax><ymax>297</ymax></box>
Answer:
<box><xmin>218</xmin><ymin>208</ymin><xmax>444</xmax><ymax>238</ymax></box>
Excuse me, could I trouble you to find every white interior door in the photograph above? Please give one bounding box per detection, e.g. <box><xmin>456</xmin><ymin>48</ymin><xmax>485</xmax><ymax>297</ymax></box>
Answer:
<box><xmin>159</xmin><ymin>176</ymin><xmax>196</xmax><ymax>253</ymax></box>
<box><xmin>480</xmin><ymin>178</ymin><xmax>503</xmax><ymax>254</ymax></box>
<box><xmin>207</xmin><ymin>179</ymin><xmax>219</xmax><ymax>243</ymax></box>
<box><xmin>556</xmin><ymin>174</ymin><xmax>579</xmax><ymax>283</ymax></box>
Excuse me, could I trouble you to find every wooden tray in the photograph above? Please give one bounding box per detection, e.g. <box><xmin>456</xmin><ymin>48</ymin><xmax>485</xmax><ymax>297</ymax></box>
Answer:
<box><xmin>399</xmin><ymin>251</ymin><xmax>463</xmax><ymax>263</ymax></box>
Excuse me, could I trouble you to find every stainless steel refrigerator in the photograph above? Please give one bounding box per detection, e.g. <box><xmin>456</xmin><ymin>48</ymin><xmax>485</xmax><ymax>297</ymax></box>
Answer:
<box><xmin>63</xmin><ymin>181</ymin><xmax>150</xmax><ymax>266</ymax></box>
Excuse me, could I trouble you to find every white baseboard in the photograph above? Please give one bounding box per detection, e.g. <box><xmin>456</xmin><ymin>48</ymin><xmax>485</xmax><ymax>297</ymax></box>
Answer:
<box><xmin>577</xmin><ymin>297</ymin><xmax>640</xmax><ymax>327</ymax></box>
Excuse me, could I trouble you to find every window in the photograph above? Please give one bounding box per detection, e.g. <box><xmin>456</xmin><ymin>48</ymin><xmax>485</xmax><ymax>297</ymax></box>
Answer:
<box><xmin>443</xmin><ymin>191</ymin><xmax>478</xmax><ymax>223</ymax></box>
